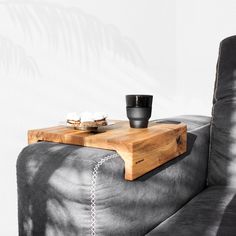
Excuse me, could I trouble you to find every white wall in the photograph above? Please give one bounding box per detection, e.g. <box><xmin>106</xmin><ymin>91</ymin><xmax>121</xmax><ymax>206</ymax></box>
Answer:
<box><xmin>176</xmin><ymin>0</ymin><xmax>236</xmax><ymax>115</ymax></box>
<box><xmin>0</xmin><ymin>0</ymin><xmax>236</xmax><ymax>235</ymax></box>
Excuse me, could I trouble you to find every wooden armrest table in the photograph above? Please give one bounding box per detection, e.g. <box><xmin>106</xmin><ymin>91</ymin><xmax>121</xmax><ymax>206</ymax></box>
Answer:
<box><xmin>28</xmin><ymin>120</ymin><xmax>187</xmax><ymax>180</ymax></box>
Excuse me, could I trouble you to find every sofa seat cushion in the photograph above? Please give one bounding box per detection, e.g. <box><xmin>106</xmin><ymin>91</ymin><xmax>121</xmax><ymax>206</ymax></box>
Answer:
<box><xmin>146</xmin><ymin>186</ymin><xmax>236</xmax><ymax>236</ymax></box>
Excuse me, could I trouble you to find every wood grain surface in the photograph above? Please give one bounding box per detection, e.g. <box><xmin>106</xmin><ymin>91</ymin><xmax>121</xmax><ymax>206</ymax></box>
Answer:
<box><xmin>28</xmin><ymin>120</ymin><xmax>187</xmax><ymax>180</ymax></box>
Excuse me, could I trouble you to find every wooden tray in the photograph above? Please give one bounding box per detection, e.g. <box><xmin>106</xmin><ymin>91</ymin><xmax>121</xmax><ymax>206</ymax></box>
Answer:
<box><xmin>28</xmin><ymin>120</ymin><xmax>187</xmax><ymax>180</ymax></box>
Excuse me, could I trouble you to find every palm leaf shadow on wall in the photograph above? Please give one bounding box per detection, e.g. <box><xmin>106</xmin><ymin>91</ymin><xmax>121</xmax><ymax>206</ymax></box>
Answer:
<box><xmin>0</xmin><ymin>35</ymin><xmax>40</xmax><ymax>78</ymax></box>
<box><xmin>1</xmin><ymin>0</ymin><xmax>146</xmax><ymax>79</ymax></box>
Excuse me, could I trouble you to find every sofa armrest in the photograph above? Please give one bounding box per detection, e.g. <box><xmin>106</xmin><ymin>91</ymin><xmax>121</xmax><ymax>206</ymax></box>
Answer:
<box><xmin>155</xmin><ymin>115</ymin><xmax>211</xmax><ymax>131</ymax></box>
<box><xmin>17</xmin><ymin>115</ymin><xmax>211</xmax><ymax>236</ymax></box>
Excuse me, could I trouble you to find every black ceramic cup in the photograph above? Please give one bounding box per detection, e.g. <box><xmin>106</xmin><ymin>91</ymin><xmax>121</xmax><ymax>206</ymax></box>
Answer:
<box><xmin>126</xmin><ymin>94</ymin><xmax>153</xmax><ymax>128</ymax></box>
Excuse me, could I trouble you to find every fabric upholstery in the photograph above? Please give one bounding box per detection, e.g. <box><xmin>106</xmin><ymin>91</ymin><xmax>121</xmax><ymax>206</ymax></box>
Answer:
<box><xmin>208</xmin><ymin>35</ymin><xmax>236</xmax><ymax>187</ymax></box>
<box><xmin>17</xmin><ymin>116</ymin><xmax>210</xmax><ymax>236</ymax></box>
<box><xmin>146</xmin><ymin>186</ymin><xmax>236</xmax><ymax>236</ymax></box>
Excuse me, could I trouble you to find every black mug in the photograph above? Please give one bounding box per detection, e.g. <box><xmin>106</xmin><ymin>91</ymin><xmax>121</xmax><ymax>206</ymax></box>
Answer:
<box><xmin>126</xmin><ymin>94</ymin><xmax>153</xmax><ymax>128</ymax></box>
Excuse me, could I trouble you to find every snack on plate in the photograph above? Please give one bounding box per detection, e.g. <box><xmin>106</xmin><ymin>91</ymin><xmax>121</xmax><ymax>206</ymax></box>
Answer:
<box><xmin>93</xmin><ymin>112</ymin><xmax>108</xmax><ymax>126</ymax></box>
<box><xmin>66</xmin><ymin>112</ymin><xmax>107</xmax><ymax>129</ymax></box>
<box><xmin>66</xmin><ymin>112</ymin><xmax>81</xmax><ymax>128</ymax></box>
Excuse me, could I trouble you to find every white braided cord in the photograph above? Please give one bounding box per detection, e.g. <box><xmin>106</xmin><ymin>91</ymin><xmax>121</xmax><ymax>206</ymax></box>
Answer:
<box><xmin>90</xmin><ymin>153</ymin><xmax>119</xmax><ymax>236</ymax></box>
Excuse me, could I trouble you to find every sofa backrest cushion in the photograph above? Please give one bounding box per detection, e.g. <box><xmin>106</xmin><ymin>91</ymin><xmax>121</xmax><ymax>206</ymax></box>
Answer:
<box><xmin>208</xmin><ymin>36</ymin><xmax>236</xmax><ymax>187</ymax></box>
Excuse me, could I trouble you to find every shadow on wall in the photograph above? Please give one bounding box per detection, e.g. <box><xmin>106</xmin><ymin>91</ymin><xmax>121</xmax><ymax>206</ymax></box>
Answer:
<box><xmin>0</xmin><ymin>0</ymin><xmax>145</xmax><ymax>78</ymax></box>
<box><xmin>0</xmin><ymin>35</ymin><xmax>40</xmax><ymax>78</ymax></box>
<box><xmin>0</xmin><ymin>0</ymin><xmax>173</xmax><ymax>114</ymax></box>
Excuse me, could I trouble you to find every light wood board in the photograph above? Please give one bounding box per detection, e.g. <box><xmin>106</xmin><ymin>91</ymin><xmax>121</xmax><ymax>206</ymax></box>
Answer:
<box><xmin>28</xmin><ymin>121</ymin><xmax>187</xmax><ymax>180</ymax></box>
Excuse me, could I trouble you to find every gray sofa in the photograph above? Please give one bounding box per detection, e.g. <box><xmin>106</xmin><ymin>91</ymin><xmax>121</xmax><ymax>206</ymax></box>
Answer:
<box><xmin>17</xmin><ymin>36</ymin><xmax>236</xmax><ymax>236</ymax></box>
